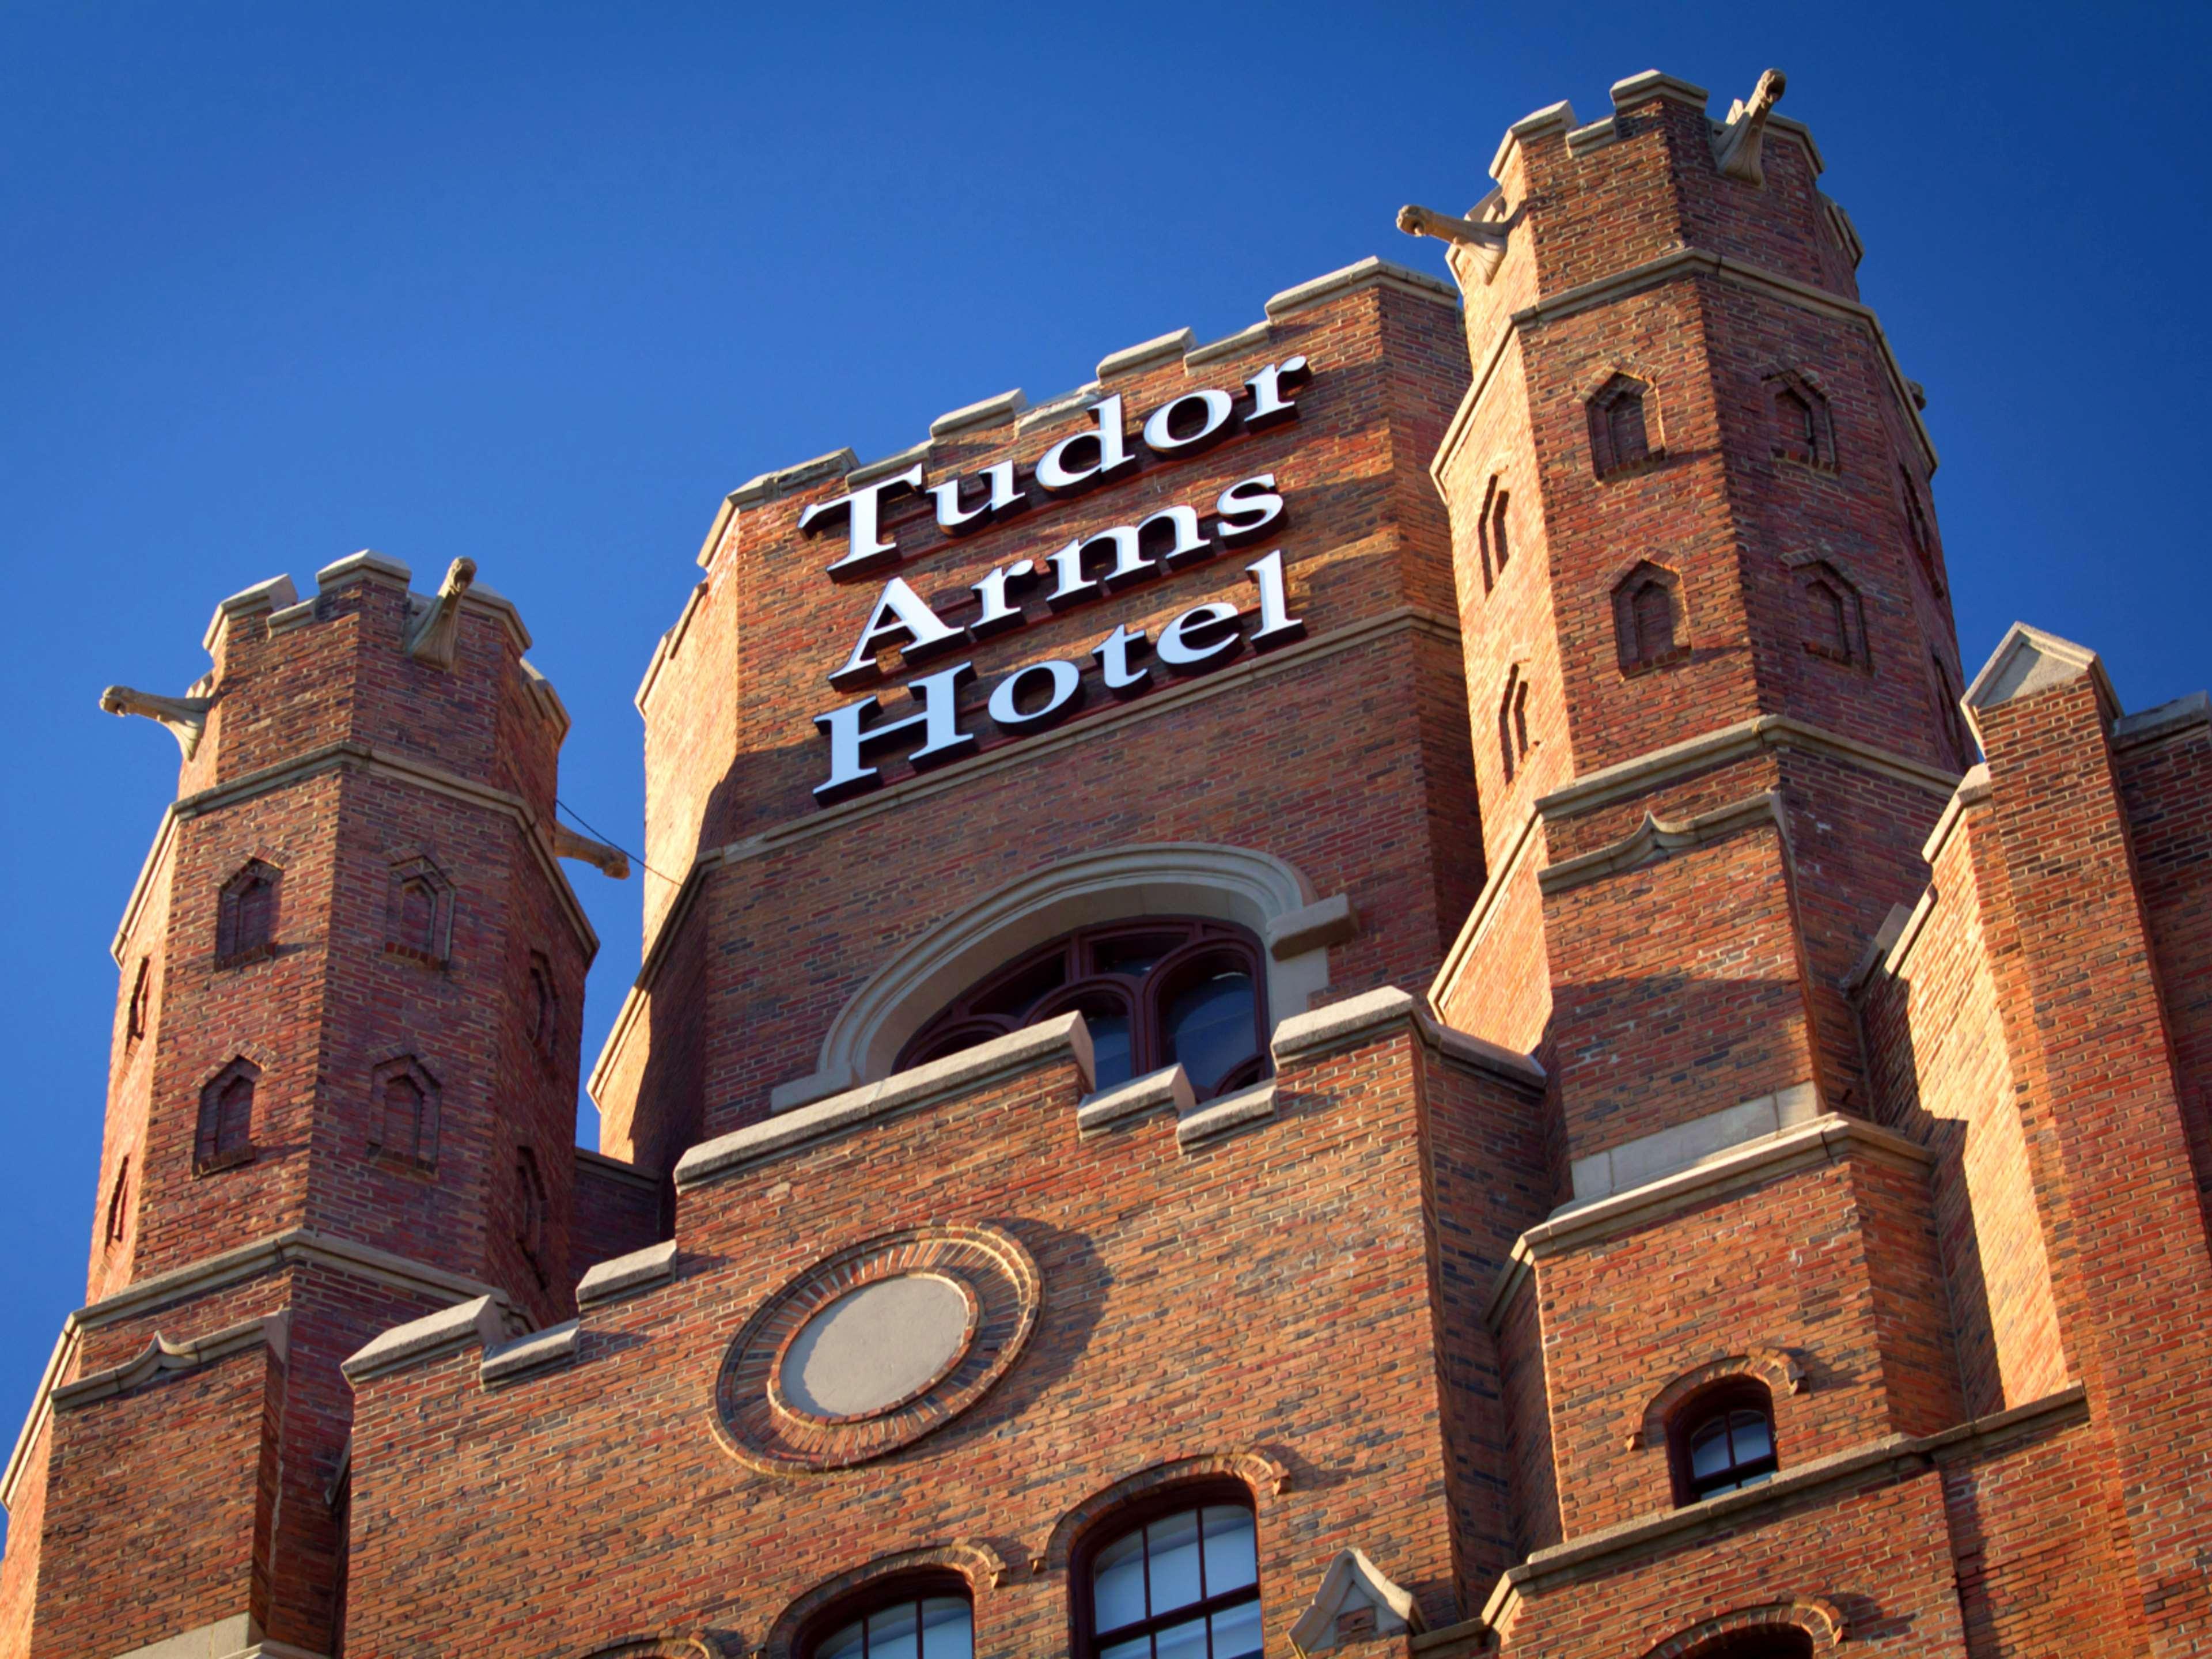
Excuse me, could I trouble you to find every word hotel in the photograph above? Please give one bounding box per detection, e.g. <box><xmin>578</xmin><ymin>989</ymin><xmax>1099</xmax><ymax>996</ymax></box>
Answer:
<box><xmin>16</xmin><ymin>60</ymin><xmax>2212</xmax><ymax>1659</ymax></box>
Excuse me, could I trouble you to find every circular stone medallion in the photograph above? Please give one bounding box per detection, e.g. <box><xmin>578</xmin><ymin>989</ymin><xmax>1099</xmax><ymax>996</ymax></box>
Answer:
<box><xmin>715</xmin><ymin>1225</ymin><xmax>1041</xmax><ymax>1472</ymax></box>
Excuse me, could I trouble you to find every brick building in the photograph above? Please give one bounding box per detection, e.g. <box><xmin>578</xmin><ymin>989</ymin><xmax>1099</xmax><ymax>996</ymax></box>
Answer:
<box><xmin>7</xmin><ymin>63</ymin><xmax>2210</xmax><ymax>1659</ymax></box>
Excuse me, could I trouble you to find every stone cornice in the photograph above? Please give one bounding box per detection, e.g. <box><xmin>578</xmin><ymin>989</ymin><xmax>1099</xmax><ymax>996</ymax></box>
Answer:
<box><xmin>1478</xmin><ymin>1382</ymin><xmax>2088</xmax><ymax>1629</ymax></box>
<box><xmin>1482</xmin><ymin>1113</ymin><xmax>1931</xmax><ymax>1328</ymax></box>
<box><xmin>1536</xmin><ymin>790</ymin><xmax>1781</xmax><ymax>896</ymax></box>
<box><xmin>110</xmin><ymin>741</ymin><xmax>597</xmax><ymax>966</ymax></box>
<box><xmin>1433</xmin><ymin>245</ymin><xmax>1940</xmax><ymax>492</ymax></box>
<box><xmin>1</xmin><ymin>1228</ymin><xmax>508</xmax><ymax>1515</ymax></box>
<box><xmin>1533</xmin><ymin>714</ymin><xmax>1961</xmax><ymax>823</ymax></box>
<box><xmin>590</xmin><ymin>605</ymin><xmax>1462</xmax><ymax>1108</ymax></box>
<box><xmin>53</xmin><ymin>1314</ymin><xmax>287</xmax><ymax>1411</ymax></box>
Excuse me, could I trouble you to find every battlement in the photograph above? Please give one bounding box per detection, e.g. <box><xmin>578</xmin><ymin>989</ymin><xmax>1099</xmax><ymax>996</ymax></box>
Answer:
<box><xmin>103</xmin><ymin>552</ymin><xmax>569</xmax><ymax>813</ymax></box>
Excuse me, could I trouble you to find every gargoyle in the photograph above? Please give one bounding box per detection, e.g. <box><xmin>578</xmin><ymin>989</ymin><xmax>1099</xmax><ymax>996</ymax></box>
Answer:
<box><xmin>553</xmin><ymin>822</ymin><xmax>631</xmax><ymax>880</ymax></box>
<box><xmin>100</xmin><ymin>684</ymin><xmax>215</xmax><ymax>760</ymax></box>
<box><xmin>403</xmin><ymin>557</ymin><xmax>478</xmax><ymax>668</ymax></box>
<box><xmin>1714</xmin><ymin>67</ymin><xmax>1787</xmax><ymax>185</ymax></box>
<box><xmin>1395</xmin><ymin>202</ymin><xmax>1510</xmax><ymax>284</ymax></box>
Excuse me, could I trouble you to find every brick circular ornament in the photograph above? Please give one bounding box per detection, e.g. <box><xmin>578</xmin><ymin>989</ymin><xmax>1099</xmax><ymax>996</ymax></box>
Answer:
<box><xmin>715</xmin><ymin>1225</ymin><xmax>1041</xmax><ymax>1472</ymax></box>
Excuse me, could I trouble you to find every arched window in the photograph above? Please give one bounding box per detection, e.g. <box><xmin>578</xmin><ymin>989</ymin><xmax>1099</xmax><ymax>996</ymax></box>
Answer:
<box><xmin>1774</xmin><ymin>389</ymin><xmax>1816</xmax><ymax>463</ymax></box>
<box><xmin>196</xmin><ymin>1059</ymin><xmax>258</xmax><ymax>1172</ymax></box>
<box><xmin>808</xmin><ymin>1578</ymin><xmax>973</xmax><ymax>1659</ymax></box>
<box><xmin>1679</xmin><ymin>1629</ymin><xmax>1814</xmax><ymax>1659</ymax></box>
<box><xmin>1795</xmin><ymin>559</ymin><xmax>1866</xmax><ymax>668</ymax></box>
<box><xmin>104</xmin><ymin>1158</ymin><xmax>130</xmax><ymax>1248</ymax></box>
<box><xmin>126</xmin><ymin>959</ymin><xmax>151</xmax><ymax>1044</ymax></box>
<box><xmin>217</xmin><ymin>859</ymin><xmax>281</xmax><ymax>965</ymax></box>
<box><xmin>899</xmin><ymin>919</ymin><xmax>1266</xmax><ymax>1100</ymax></box>
<box><xmin>1477</xmin><ymin>475</ymin><xmax>1510</xmax><ymax>593</ymax></box>
<box><xmin>1078</xmin><ymin>1493</ymin><xmax>1261</xmax><ymax>1659</ymax></box>
<box><xmin>1931</xmin><ymin>653</ymin><xmax>1973</xmax><ymax>767</ymax></box>
<box><xmin>516</xmin><ymin>1146</ymin><xmax>548</xmax><ymax>1277</ymax></box>
<box><xmin>1588</xmin><ymin>373</ymin><xmax>1660</xmax><ymax>476</ymax></box>
<box><xmin>1673</xmin><ymin>1382</ymin><xmax>1778</xmax><ymax>1503</ymax></box>
<box><xmin>1898</xmin><ymin>463</ymin><xmax>1943</xmax><ymax>594</ymax></box>
<box><xmin>369</xmin><ymin>1056</ymin><xmax>440</xmax><ymax>1168</ymax></box>
<box><xmin>1613</xmin><ymin>561</ymin><xmax>1684</xmax><ymax>672</ymax></box>
<box><xmin>527</xmin><ymin>952</ymin><xmax>559</xmax><ymax>1060</ymax></box>
<box><xmin>1499</xmin><ymin>666</ymin><xmax>1531</xmax><ymax>782</ymax></box>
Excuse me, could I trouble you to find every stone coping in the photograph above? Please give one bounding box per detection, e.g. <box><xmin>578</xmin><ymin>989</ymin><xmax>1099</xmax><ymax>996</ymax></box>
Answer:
<box><xmin>1270</xmin><ymin>984</ymin><xmax>1547</xmax><ymax>1088</ymax></box>
<box><xmin>479</xmin><ymin>1320</ymin><xmax>580</xmax><ymax>1385</ymax></box>
<box><xmin>1478</xmin><ymin>1381</ymin><xmax>2088</xmax><ymax>1627</ymax></box>
<box><xmin>674</xmin><ymin>1014</ymin><xmax>1097</xmax><ymax>1192</ymax></box>
<box><xmin>54</xmin><ymin>1315</ymin><xmax>287</xmax><ymax>1411</ymax></box>
<box><xmin>575</xmin><ymin>1239</ymin><xmax>680</xmax><ymax>1308</ymax></box>
<box><xmin>1483</xmin><ymin>1113</ymin><xmax>1933</xmax><ymax>1328</ymax></box>
<box><xmin>1076</xmin><ymin>1065</ymin><xmax>1194</xmax><ymax>1137</ymax></box>
<box><xmin>1175</xmin><ymin>1081</ymin><xmax>1278</xmax><ymax>1150</ymax></box>
<box><xmin>342</xmin><ymin>1294</ymin><xmax>518</xmax><ymax>1385</ymax></box>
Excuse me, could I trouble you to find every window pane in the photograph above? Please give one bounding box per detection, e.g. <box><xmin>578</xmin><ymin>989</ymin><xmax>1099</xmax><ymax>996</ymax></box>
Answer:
<box><xmin>1146</xmin><ymin>1509</ymin><xmax>1204</xmax><ymax>1615</ymax></box>
<box><xmin>815</xmin><ymin>1620</ymin><xmax>866</xmax><ymax>1659</ymax></box>
<box><xmin>1688</xmin><ymin>1418</ymin><xmax>1732</xmax><ymax>1480</ymax></box>
<box><xmin>1099</xmin><ymin>1637</ymin><xmax>1150</xmax><ymax>1659</ymax></box>
<box><xmin>973</xmin><ymin>955</ymin><xmax>1066</xmax><ymax>1019</ymax></box>
<box><xmin>1088</xmin><ymin>1010</ymin><xmax>1132</xmax><ymax>1090</ymax></box>
<box><xmin>868</xmin><ymin>1602</ymin><xmax>919</xmax><ymax>1659</ymax></box>
<box><xmin>1163</xmin><ymin>972</ymin><xmax>1256</xmax><ymax>1094</ymax></box>
<box><xmin>1199</xmin><ymin>1506</ymin><xmax>1256</xmax><ymax>1594</ymax></box>
<box><xmin>1727</xmin><ymin>1410</ymin><xmax>1772</xmax><ymax>1465</ymax></box>
<box><xmin>1152</xmin><ymin>1613</ymin><xmax>1208</xmax><ymax>1659</ymax></box>
<box><xmin>1209</xmin><ymin>1601</ymin><xmax>1263</xmax><ymax>1659</ymax></box>
<box><xmin>1093</xmin><ymin>934</ymin><xmax>1179</xmax><ymax>978</ymax></box>
<box><xmin>1093</xmin><ymin>1530</ymin><xmax>1149</xmax><ymax>1634</ymax></box>
<box><xmin>918</xmin><ymin>1599</ymin><xmax>971</xmax><ymax>1659</ymax></box>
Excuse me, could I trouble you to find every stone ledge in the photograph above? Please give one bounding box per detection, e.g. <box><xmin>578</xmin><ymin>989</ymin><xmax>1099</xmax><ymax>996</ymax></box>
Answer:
<box><xmin>201</xmin><ymin>575</ymin><xmax>298</xmax><ymax>653</ymax></box>
<box><xmin>1265</xmin><ymin>892</ymin><xmax>1358</xmax><ymax>960</ymax></box>
<box><xmin>1567</xmin><ymin>1084</ymin><xmax>1819</xmax><ymax>1204</ymax></box>
<box><xmin>729</xmin><ymin>447</ymin><xmax>858</xmax><ymax>507</ymax></box>
<box><xmin>54</xmin><ymin>1315</ymin><xmax>287</xmax><ymax>1411</ymax></box>
<box><xmin>1264</xmin><ymin>256</ymin><xmax>1457</xmax><ymax>320</ymax></box>
<box><xmin>1484</xmin><ymin>1113</ymin><xmax>1933</xmax><ymax>1327</ymax></box>
<box><xmin>929</xmin><ymin>389</ymin><xmax>1028</xmax><ymax>438</ymax></box>
<box><xmin>342</xmin><ymin>1294</ymin><xmax>516</xmax><ymax>1385</ymax></box>
<box><xmin>479</xmin><ymin>1320</ymin><xmax>579</xmax><ymax>1385</ymax></box>
<box><xmin>1478</xmin><ymin>1382</ymin><xmax>2088</xmax><ymax>1627</ymax></box>
<box><xmin>676</xmin><ymin>1014</ymin><xmax>1095</xmax><ymax>1191</ymax></box>
<box><xmin>575</xmin><ymin>1238</ymin><xmax>680</xmax><ymax>1308</ymax></box>
<box><xmin>2113</xmin><ymin>688</ymin><xmax>2210</xmax><ymax>749</ymax></box>
<box><xmin>315</xmin><ymin>550</ymin><xmax>411</xmax><ymax>591</ymax></box>
<box><xmin>1077</xmin><ymin>1065</ymin><xmax>1194</xmax><ymax>1137</ymax></box>
<box><xmin>1097</xmin><ymin>328</ymin><xmax>1196</xmax><ymax>381</ymax></box>
<box><xmin>575</xmin><ymin>1146</ymin><xmax>660</xmax><ymax>1190</ymax></box>
<box><xmin>1176</xmin><ymin>1081</ymin><xmax>1277</xmax><ymax>1151</ymax></box>
<box><xmin>1184</xmin><ymin>320</ymin><xmax>1272</xmax><ymax>366</ymax></box>
<box><xmin>1271</xmin><ymin>984</ymin><xmax>1546</xmax><ymax>1089</ymax></box>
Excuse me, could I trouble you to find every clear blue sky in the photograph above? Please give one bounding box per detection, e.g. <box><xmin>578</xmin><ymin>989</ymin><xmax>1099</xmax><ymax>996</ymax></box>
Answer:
<box><xmin>3</xmin><ymin>2</ymin><xmax>2206</xmax><ymax>1441</ymax></box>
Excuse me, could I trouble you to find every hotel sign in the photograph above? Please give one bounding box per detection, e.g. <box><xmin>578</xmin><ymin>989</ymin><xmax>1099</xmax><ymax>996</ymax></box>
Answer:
<box><xmin>805</xmin><ymin>359</ymin><xmax>1311</xmax><ymax>805</ymax></box>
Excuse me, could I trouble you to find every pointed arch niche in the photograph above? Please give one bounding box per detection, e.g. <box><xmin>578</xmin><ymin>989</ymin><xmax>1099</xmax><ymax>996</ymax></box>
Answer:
<box><xmin>770</xmin><ymin>844</ymin><xmax>1357</xmax><ymax>1113</ymax></box>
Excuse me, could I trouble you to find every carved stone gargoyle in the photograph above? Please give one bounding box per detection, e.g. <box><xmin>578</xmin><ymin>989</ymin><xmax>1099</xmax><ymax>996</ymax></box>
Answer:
<box><xmin>552</xmin><ymin>822</ymin><xmax>631</xmax><ymax>880</ymax></box>
<box><xmin>100</xmin><ymin>684</ymin><xmax>215</xmax><ymax>760</ymax></box>
<box><xmin>1395</xmin><ymin>202</ymin><xmax>1510</xmax><ymax>285</ymax></box>
<box><xmin>1286</xmin><ymin>1548</ymin><xmax>1425</xmax><ymax>1657</ymax></box>
<box><xmin>1714</xmin><ymin>67</ymin><xmax>1787</xmax><ymax>185</ymax></box>
<box><xmin>403</xmin><ymin>557</ymin><xmax>478</xmax><ymax>669</ymax></box>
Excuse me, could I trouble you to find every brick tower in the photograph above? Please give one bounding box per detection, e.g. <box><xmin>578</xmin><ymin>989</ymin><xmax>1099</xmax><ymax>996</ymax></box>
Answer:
<box><xmin>0</xmin><ymin>554</ymin><xmax>639</xmax><ymax>1659</ymax></box>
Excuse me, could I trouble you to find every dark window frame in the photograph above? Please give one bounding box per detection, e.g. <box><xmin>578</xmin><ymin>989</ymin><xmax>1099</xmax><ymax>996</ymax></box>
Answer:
<box><xmin>1670</xmin><ymin>1379</ymin><xmax>1779</xmax><ymax>1504</ymax></box>
<box><xmin>899</xmin><ymin>918</ymin><xmax>1268</xmax><ymax>1101</ymax></box>
<box><xmin>1071</xmin><ymin>1480</ymin><xmax>1261</xmax><ymax>1659</ymax></box>
<box><xmin>216</xmin><ymin>860</ymin><xmax>282</xmax><ymax>968</ymax></box>
<box><xmin>798</xmin><ymin>1569</ymin><xmax>974</xmax><ymax>1659</ymax></box>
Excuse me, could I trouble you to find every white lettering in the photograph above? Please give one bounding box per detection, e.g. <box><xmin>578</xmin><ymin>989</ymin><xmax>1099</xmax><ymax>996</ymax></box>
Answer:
<box><xmin>1092</xmin><ymin>624</ymin><xmax>1150</xmax><ymax>698</ymax></box>
<box><xmin>1034</xmin><ymin>394</ymin><xmax>1138</xmax><ymax>494</ymax></box>
<box><xmin>812</xmin><ymin>663</ymin><xmax>977</xmax><ymax>802</ymax></box>
<box><xmin>831</xmin><ymin>575</ymin><xmax>966</xmax><ymax>689</ymax></box>
<box><xmin>1156</xmin><ymin>601</ymin><xmax>1244</xmax><ymax>671</ymax></box>
<box><xmin>1047</xmin><ymin>526</ymin><xmax>1153</xmax><ymax>609</ymax></box>
<box><xmin>1244</xmin><ymin>550</ymin><xmax>1305</xmax><ymax>649</ymax></box>
<box><xmin>1215</xmin><ymin>474</ymin><xmax>1285</xmax><ymax>546</ymax></box>
<box><xmin>1244</xmin><ymin>357</ymin><xmax>1309</xmax><ymax>431</ymax></box>
<box><xmin>987</xmin><ymin>659</ymin><xmax>1086</xmax><ymax>731</ymax></box>
<box><xmin>1142</xmin><ymin>388</ymin><xmax>1236</xmax><ymax>456</ymax></box>
<box><xmin>800</xmin><ymin>465</ymin><xmax>926</xmax><ymax>579</ymax></box>
<box><xmin>969</xmin><ymin>559</ymin><xmax>1036</xmax><ymax>639</ymax></box>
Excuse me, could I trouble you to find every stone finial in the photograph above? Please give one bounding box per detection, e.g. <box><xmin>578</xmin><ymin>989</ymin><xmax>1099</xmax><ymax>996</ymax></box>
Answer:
<box><xmin>1714</xmin><ymin>67</ymin><xmax>1787</xmax><ymax>184</ymax></box>
<box><xmin>1286</xmin><ymin>1548</ymin><xmax>1424</xmax><ymax>1657</ymax></box>
<box><xmin>552</xmin><ymin>821</ymin><xmax>631</xmax><ymax>880</ymax></box>
<box><xmin>403</xmin><ymin>557</ymin><xmax>478</xmax><ymax>669</ymax></box>
<box><xmin>1395</xmin><ymin>203</ymin><xmax>1510</xmax><ymax>284</ymax></box>
<box><xmin>100</xmin><ymin>684</ymin><xmax>214</xmax><ymax>760</ymax></box>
